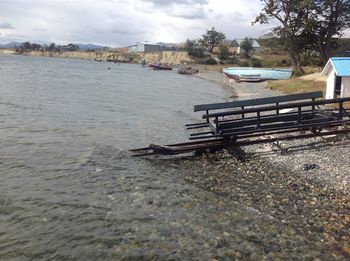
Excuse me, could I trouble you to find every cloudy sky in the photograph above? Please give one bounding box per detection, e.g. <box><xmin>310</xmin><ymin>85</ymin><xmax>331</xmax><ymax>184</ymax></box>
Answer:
<box><xmin>0</xmin><ymin>0</ymin><xmax>279</xmax><ymax>46</ymax></box>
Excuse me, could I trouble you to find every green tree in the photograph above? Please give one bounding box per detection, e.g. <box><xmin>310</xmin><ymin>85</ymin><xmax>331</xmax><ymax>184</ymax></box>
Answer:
<box><xmin>255</xmin><ymin>0</ymin><xmax>312</xmax><ymax>74</ymax></box>
<box><xmin>48</xmin><ymin>42</ymin><xmax>56</xmax><ymax>51</ymax></box>
<box><xmin>255</xmin><ymin>0</ymin><xmax>314</xmax><ymax>74</ymax></box>
<box><xmin>255</xmin><ymin>0</ymin><xmax>350</xmax><ymax>72</ymax></box>
<box><xmin>67</xmin><ymin>43</ymin><xmax>80</xmax><ymax>51</ymax></box>
<box><xmin>218</xmin><ymin>44</ymin><xmax>230</xmax><ymax>60</ymax></box>
<box><xmin>313</xmin><ymin>0</ymin><xmax>350</xmax><ymax>64</ymax></box>
<box><xmin>184</xmin><ymin>39</ymin><xmax>204</xmax><ymax>57</ymax></box>
<box><xmin>199</xmin><ymin>27</ymin><xmax>225</xmax><ymax>53</ymax></box>
<box><xmin>259</xmin><ymin>33</ymin><xmax>284</xmax><ymax>50</ymax></box>
<box><xmin>31</xmin><ymin>43</ymin><xmax>41</xmax><ymax>51</ymax></box>
<box><xmin>21</xmin><ymin>41</ymin><xmax>31</xmax><ymax>51</ymax></box>
<box><xmin>240</xmin><ymin>38</ymin><xmax>254</xmax><ymax>58</ymax></box>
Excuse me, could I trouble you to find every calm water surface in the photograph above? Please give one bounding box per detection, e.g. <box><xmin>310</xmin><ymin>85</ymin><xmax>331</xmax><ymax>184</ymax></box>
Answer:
<box><xmin>0</xmin><ymin>55</ymin><xmax>266</xmax><ymax>260</ymax></box>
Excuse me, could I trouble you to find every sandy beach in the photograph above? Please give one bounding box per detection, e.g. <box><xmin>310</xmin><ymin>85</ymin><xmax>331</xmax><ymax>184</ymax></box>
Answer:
<box><xmin>190</xmin><ymin>70</ymin><xmax>350</xmax><ymax>259</ymax></box>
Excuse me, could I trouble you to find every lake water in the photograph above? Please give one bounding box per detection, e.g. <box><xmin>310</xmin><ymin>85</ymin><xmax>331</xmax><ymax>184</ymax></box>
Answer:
<box><xmin>0</xmin><ymin>55</ymin><xmax>267</xmax><ymax>260</ymax></box>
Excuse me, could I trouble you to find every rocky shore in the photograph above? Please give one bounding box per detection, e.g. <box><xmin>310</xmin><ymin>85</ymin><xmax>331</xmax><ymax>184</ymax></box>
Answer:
<box><xmin>187</xmin><ymin>71</ymin><xmax>350</xmax><ymax>259</ymax></box>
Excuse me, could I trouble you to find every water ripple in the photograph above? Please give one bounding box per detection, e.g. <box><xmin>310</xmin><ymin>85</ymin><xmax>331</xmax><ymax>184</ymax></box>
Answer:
<box><xmin>0</xmin><ymin>55</ymin><xmax>261</xmax><ymax>260</ymax></box>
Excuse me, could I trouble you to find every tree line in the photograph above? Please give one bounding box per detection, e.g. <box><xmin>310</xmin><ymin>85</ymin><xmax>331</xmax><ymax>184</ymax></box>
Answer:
<box><xmin>17</xmin><ymin>42</ymin><xmax>80</xmax><ymax>52</ymax></box>
<box><xmin>185</xmin><ymin>0</ymin><xmax>350</xmax><ymax>74</ymax></box>
<box><xmin>184</xmin><ymin>27</ymin><xmax>255</xmax><ymax>59</ymax></box>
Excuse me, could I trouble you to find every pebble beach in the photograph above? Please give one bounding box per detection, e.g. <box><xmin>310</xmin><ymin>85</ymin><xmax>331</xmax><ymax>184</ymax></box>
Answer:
<box><xmin>189</xmin><ymin>70</ymin><xmax>350</xmax><ymax>259</ymax></box>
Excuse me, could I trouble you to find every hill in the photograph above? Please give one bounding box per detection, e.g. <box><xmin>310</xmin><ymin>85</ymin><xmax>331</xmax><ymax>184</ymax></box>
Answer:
<box><xmin>0</xmin><ymin>42</ymin><xmax>23</xmax><ymax>48</ymax></box>
<box><xmin>0</xmin><ymin>42</ymin><xmax>108</xmax><ymax>50</ymax></box>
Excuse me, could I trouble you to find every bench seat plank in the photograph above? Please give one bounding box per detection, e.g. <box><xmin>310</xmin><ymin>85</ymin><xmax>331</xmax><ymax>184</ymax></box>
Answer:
<box><xmin>194</xmin><ymin>91</ymin><xmax>323</xmax><ymax>112</ymax></box>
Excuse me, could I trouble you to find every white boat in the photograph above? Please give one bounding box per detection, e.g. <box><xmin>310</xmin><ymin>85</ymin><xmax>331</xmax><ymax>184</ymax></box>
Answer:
<box><xmin>223</xmin><ymin>67</ymin><xmax>293</xmax><ymax>82</ymax></box>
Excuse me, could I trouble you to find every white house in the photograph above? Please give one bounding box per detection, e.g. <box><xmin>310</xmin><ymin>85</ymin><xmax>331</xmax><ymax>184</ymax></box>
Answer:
<box><xmin>321</xmin><ymin>57</ymin><xmax>350</xmax><ymax>99</ymax></box>
<box><xmin>128</xmin><ymin>42</ymin><xmax>160</xmax><ymax>53</ymax></box>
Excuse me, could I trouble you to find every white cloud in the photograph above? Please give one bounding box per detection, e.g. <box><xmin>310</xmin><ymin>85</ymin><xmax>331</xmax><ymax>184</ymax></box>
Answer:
<box><xmin>0</xmin><ymin>0</ymin><xmax>269</xmax><ymax>46</ymax></box>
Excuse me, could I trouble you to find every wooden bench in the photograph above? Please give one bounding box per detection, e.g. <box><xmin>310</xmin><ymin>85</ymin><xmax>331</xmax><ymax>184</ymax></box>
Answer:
<box><xmin>194</xmin><ymin>91</ymin><xmax>323</xmax><ymax>118</ymax></box>
<box><xmin>186</xmin><ymin>91</ymin><xmax>350</xmax><ymax>140</ymax></box>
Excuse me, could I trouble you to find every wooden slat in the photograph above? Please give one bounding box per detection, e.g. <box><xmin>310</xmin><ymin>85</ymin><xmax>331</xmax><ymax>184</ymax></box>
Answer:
<box><xmin>220</xmin><ymin>119</ymin><xmax>347</xmax><ymax>137</ymax></box>
<box><xmin>194</xmin><ymin>91</ymin><xmax>323</xmax><ymax>112</ymax></box>
<box><xmin>203</xmin><ymin>97</ymin><xmax>350</xmax><ymax>119</ymax></box>
<box><xmin>217</xmin><ymin>111</ymin><xmax>316</xmax><ymax>130</ymax></box>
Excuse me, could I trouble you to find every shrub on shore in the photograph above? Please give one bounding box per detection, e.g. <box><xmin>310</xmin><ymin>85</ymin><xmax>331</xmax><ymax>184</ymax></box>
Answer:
<box><xmin>250</xmin><ymin>58</ymin><xmax>262</xmax><ymax>67</ymax></box>
<box><xmin>239</xmin><ymin>60</ymin><xmax>250</xmax><ymax>67</ymax></box>
<box><xmin>206</xmin><ymin>57</ymin><xmax>218</xmax><ymax>65</ymax></box>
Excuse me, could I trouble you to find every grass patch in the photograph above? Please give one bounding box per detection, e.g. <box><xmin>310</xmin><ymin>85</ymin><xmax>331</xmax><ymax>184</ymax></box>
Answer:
<box><xmin>258</xmin><ymin>54</ymin><xmax>290</xmax><ymax>67</ymax></box>
<box><xmin>267</xmin><ymin>77</ymin><xmax>326</xmax><ymax>94</ymax></box>
<box><xmin>302</xmin><ymin>66</ymin><xmax>322</xmax><ymax>74</ymax></box>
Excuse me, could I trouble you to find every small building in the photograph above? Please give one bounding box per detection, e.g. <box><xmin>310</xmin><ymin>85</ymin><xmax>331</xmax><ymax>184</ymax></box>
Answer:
<box><xmin>321</xmin><ymin>57</ymin><xmax>350</xmax><ymax>99</ymax></box>
<box><xmin>128</xmin><ymin>42</ymin><xmax>160</xmax><ymax>53</ymax></box>
<box><xmin>229</xmin><ymin>39</ymin><xmax>261</xmax><ymax>54</ymax></box>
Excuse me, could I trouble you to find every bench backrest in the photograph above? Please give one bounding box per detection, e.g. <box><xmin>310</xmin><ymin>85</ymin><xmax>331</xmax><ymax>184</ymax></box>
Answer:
<box><xmin>194</xmin><ymin>91</ymin><xmax>323</xmax><ymax>112</ymax></box>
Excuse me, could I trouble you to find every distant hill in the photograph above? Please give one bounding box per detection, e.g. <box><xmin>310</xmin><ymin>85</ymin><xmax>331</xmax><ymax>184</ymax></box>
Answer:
<box><xmin>0</xmin><ymin>42</ymin><xmax>108</xmax><ymax>50</ymax></box>
<box><xmin>75</xmin><ymin>43</ymin><xmax>108</xmax><ymax>51</ymax></box>
<box><xmin>0</xmin><ymin>42</ymin><xmax>23</xmax><ymax>48</ymax></box>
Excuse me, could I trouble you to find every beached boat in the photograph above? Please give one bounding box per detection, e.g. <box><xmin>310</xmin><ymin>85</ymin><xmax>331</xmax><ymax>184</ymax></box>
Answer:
<box><xmin>223</xmin><ymin>67</ymin><xmax>292</xmax><ymax>82</ymax></box>
<box><xmin>178</xmin><ymin>67</ymin><xmax>199</xmax><ymax>75</ymax></box>
<box><xmin>149</xmin><ymin>63</ymin><xmax>173</xmax><ymax>70</ymax></box>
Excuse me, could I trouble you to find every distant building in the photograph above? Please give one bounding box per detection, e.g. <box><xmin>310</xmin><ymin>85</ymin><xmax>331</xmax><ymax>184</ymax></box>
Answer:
<box><xmin>321</xmin><ymin>57</ymin><xmax>350</xmax><ymax>99</ymax></box>
<box><xmin>128</xmin><ymin>42</ymin><xmax>161</xmax><ymax>53</ymax></box>
<box><xmin>229</xmin><ymin>39</ymin><xmax>261</xmax><ymax>54</ymax></box>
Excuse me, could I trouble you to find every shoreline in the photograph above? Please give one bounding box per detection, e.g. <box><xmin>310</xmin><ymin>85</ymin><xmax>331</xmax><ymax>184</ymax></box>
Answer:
<box><xmin>189</xmin><ymin>70</ymin><xmax>350</xmax><ymax>258</ymax></box>
<box><xmin>0</xmin><ymin>54</ymin><xmax>348</xmax><ymax>258</ymax></box>
<box><xmin>195</xmin><ymin>70</ymin><xmax>349</xmax><ymax>192</ymax></box>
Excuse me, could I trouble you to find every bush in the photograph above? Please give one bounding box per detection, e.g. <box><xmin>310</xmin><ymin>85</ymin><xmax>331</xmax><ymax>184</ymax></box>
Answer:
<box><xmin>185</xmin><ymin>39</ymin><xmax>205</xmax><ymax>58</ymax></box>
<box><xmin>302</xmin><ymin>57</ymin><xmax>323</xmax><ymax>67</ymax></box>
<box><xmin>238</xmin><ymin>60</ymin><xmax>250</xmax><ymax>67</ymax></box>
<box><xmin>218</xmin><ymin>45</ymin><xmax>230</xmax><ymax>60</ymax></box>
<box><xmin>226</xmin><ymin>56</ymin><xmax>238</xmax><ymax>64</ymax></box>
<box><xmin>260</xmin><ymin>54</ymin><xmax>290</xmax><ymax>67</ymax></box>
<box><xmin>190</xmin><ymin>48</ymin><xmax>205</xmax><ymax>58</ymax></box>
<box><xmin>280</xmin><ymin>59</ymin><xmax>290</xmax><ymax>66</ymax></box>
<box><xmin>206</xmin><ymin>58</ymin><xmax>218</xmax><ymax>65</ymax></box>
<box><xmin>274</xmin><ymin>58</ymin><xmax>292</xmax><ymax>67</ymax></box>
<box><xmin>250</xmin><ymin>58</ymin><xmax>262</xmax><ymax>67</ymax></box>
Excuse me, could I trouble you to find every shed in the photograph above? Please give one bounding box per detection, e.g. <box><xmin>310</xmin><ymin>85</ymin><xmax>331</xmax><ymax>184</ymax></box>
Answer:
<box><xmin>321</xmin><ymin>57</ymin><xmax>350</xmax><ymax>99</ymax></box>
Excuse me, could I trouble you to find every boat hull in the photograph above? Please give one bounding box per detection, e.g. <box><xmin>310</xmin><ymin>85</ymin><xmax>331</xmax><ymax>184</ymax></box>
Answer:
<box><xmin>178</xmin><ymin>67</ymin><xmax>199</xmax><ymax>75</ymax></box>
<box><xmin>149</xmin><ymin>64</ymin><xmax>173</xmax><ymax>70</ymax></box>
<box><xmin>223</xmin><ymin>67</ymin><xmax>292</xmax><ymax>82</ymax></box>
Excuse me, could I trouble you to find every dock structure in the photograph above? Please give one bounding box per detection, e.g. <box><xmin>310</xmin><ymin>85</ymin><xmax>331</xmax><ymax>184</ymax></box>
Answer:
<box><xmin>130</xmin><ymin>92</ymin><xmax>350</xmax><ymax>157</ymax></box>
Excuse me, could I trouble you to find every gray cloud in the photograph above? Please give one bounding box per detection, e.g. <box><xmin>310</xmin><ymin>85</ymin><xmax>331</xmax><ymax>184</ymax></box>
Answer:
<box><xmin>142</xmin><ymin>0</ymin><xmax>208</xmax><ymax>7</ymax></box>
<box><xmin>169</xmin><ymin>7</ymin><xmax>207</xmax><ymax>19</ymax></box>
<box><xmin>0</xmin><ymin>0</ymin><xmax>268</xmax><ymax>46</ymax></box>
<box><xmin>136</xmin><ymin>0</ymin><xmax>209</xmax><ymax>19</ymax></box>
<box><xmin>142</xmin><ymin>0</ymin><xmax>209</xmax><ymax>19</ymax></box>
<box><xmin>34</xmin><ymin>28</ymin><xmax>47</xmax><ymax>32</ymax></box>
<box><xmin>0</xmin><ymin>22</ymin><xmax>14</xmax><ymax>29</ymax></box>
